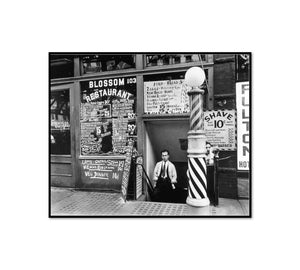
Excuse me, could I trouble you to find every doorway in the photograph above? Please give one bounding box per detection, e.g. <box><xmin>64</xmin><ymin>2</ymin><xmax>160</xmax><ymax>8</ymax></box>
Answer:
<box><xmin>144</xmin><ymin>119</ymin><xmax>190</xmax><ymax>202</ymax></box>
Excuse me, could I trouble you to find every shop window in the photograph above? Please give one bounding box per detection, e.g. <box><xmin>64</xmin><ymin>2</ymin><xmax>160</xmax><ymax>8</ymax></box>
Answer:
<box><xmin>81</xmin><ymin>54</ymin><xmax>135</xmax><ymax>75</ymax></box>
<box><xmin>50</xmin><ymin>90</ymin><xmax>71</xmax><ymax>155</ymax></box>
<box><xmin>214</xmin><ymin>96</ymin><xmax>236</xmax><ymax>110</ymax></box>
<box><xmin>236</xmin><ymin>54</ymin><xmax>250</xmax><ymax>82</ymax></box>
<box><xmin>143</xmin><ymin>71</ymin><xmax>208</xmax><ymax>115</ymax></box>
<box><xmin>80</xmin><ymin>76</ymin><xmax>137</xmax><ymax>156</ymax></box>
<box><xmin>145</xmin><ymin>54</ymin><xmax>208</xmax><ymax>67</ymax></box>
<box><xmin>50</xmin><ymin>55</ymin><xmax>74</xmax><ymax>79</ymax></box>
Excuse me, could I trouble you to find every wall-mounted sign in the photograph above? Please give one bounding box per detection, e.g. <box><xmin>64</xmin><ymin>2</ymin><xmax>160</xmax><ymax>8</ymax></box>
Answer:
<box><xmin>144</xmin><ymin>79</ymin><xmax>189</xmax><ymax>114</ymax></box>
<box><xmin>236</xmin><ymin>82</ymin><xmax>250</xmax><ymax>171</ymax></box>
<box><xmin>80</xmin><ymin>76</ymin><xmax>137</xmax><ymax>155</ymax></box>
<box><xmin>204</xmin><ymin>110</ymin><xmax>236</xmax><ymax>151</ymax></box>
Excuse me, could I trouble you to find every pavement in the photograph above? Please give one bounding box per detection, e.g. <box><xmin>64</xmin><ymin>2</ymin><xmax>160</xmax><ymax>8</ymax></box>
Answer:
<box><xmin>50</xmin><ymin>187</ymin><xmax>250</xmax><ymax>217</ymax></box>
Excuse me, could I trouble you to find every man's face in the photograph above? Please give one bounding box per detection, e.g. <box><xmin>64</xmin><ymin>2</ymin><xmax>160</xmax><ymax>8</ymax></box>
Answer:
<box><xmin>161</xmin><ymin>152</ymin><xmax>169</xmax><ymax>162</ymax></box>
<box><xmin>206</xmin><ymin>144</ymin><xmax>211</xmax><ymax>154</ymax></box>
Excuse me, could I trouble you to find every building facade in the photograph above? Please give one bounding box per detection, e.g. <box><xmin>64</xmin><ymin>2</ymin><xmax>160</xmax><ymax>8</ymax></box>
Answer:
<box><xmin>50</xmin><ymin>53</ymin><xmax>250</xmax><ymax>200</ymax></box>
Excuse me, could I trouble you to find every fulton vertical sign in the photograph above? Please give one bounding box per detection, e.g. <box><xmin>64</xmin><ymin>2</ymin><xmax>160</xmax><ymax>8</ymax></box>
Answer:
<box><xmin>236</xmin><ymin>82</ymin><xmax>250</xmax><ymax>170</ymax></box>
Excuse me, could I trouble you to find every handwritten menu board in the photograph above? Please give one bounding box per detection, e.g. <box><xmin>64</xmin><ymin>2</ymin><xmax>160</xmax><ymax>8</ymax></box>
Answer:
<box><xmin>81</xmin><ymin>158</ymin><xmax>125</xmax><ymax>190</ymax></box>
<box><xmin>80</xmin><ymin>77</ymin><xmax>137</xmax><ymax>156</ymax></box>
<box><xmin>121</xmin><ymin>142</ymin><xmax>134</xmax><ymax>200</ymax></box>
<box><xmin>144</xmin><ymin>79</ymin><xmax>190</xmax><ymax>114</ymax></box>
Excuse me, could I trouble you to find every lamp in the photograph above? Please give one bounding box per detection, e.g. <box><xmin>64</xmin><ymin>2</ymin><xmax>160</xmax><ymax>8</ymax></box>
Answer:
<box><xmin>184</xmin><ymin>66</ymin><xmax>210</xmax><ymax>207</ymax></box>
<box><xmin>185</xmin><ymin>66</ymin><xmax>205</xmax><ymax>88</ymax></box>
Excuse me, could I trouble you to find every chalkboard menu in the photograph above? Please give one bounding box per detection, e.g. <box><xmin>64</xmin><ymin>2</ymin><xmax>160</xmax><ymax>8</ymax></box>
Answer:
<box><xmin>144</xmin><ymin>79</ymin><xmax>190</xmax><ymax>114</ymax></box>
<box><xmin>81</xmin><ymin>157</ymin><xmax>125</xmax><ymax>190</ymax></box>
<box><xmin>80</xmin><ymin>77</ymin><xmax>137</xmax><ymax>155</ymax></box>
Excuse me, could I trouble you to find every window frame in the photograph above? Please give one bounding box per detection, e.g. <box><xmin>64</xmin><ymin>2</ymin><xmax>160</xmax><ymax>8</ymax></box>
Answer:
<box><xmin>79</xmin><ymin>54</ymin><xmax>137</xmax><ymax>77</ymax></box>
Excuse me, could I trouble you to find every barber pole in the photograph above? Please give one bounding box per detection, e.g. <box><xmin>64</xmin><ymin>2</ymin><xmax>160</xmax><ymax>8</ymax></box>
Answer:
<box><xmin>185</xmin><ymin>67</ymin><xmax>210</xmax><ymax>207</ymax></box>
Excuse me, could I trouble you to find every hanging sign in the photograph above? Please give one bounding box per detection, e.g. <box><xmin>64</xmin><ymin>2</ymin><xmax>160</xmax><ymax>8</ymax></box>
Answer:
<box><xmin>144</xmin><ymin>79</ymin><xmax>189</xmax><ymax>114</ymax></box>
<box><xmin>236</xmin><ymin>82</ymin><xmax>250</xmax><ymax>171</ymax></box>
<box><xmin>204</xmin><ymin>109</ymin><xmax>236</xmax><ymax>151</ymax></box>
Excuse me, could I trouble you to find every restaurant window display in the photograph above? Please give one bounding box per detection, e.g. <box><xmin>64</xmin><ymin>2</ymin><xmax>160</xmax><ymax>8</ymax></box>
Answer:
<box><xmin>145</xmin><ymin>54</ymin><xmax>208</xmax><ymax>67</ymax></box>
<box><xmin>81</xmin><ymin>54</ymin><xmax>136</xmax><ymax>75</ymax></box>
<box><xmin>50</xmin><ymin>90</ymin><xmax>71</xmax><ymax>155</ymax></box>
<box><xmin>80</xmin><ymin>76</ymin><xmax>137</xmax><ymax>156</ymax></box>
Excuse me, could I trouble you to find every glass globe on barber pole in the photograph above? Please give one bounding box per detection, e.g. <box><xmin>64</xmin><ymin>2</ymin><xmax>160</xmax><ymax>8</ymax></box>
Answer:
<box><xmin>184</xmin><ymin>66</ymin><xmax>206</xmax><ymax>88</ymax></box>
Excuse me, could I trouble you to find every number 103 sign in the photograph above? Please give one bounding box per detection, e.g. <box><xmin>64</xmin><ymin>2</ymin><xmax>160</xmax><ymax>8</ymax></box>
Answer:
<box><xmin>204</xmin><ymin>110</ymin><xmax>237</xmax><ymax>151</ymax></box>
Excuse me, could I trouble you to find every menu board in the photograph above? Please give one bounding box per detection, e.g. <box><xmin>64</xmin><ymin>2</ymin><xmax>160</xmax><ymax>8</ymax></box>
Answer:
<box><xmin>204</xmin><ymin>110</ymin><xmax>237</xmax><ymax>151</ymax></box>
<box><xmin>80</xmin><ymin>158</ymin><xmax>125</xmax><ymax>190</ymax></box>
<box><xmin>144</xmin><ymin>79</ymin><xmax>190</xmax><ymax>114</ymax></box>
<box><xmin>80</xmin><ymin>77</ymin><xmax>137</xmax><ymax>156</ymax></box>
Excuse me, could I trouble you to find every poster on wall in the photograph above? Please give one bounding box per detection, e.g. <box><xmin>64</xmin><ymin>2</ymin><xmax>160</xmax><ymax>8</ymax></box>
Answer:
<box><xmin>236</xmin><ymin>81</ymin><xmax>250</xmax><ymax>171</ymax></box>
<box><xmin>80</xmin><ymin>77</ymin><xmax>137</xmax><ymax>156</ymax></box>
<box><xmin>144</xmin><ymin>79</ymin><xmax>190</xmax><ymax>114</ymax></box>
<box><xmin>204</xmin><ymin>110</ymin><xmax>236</xmax><ymax>151</ymax></box>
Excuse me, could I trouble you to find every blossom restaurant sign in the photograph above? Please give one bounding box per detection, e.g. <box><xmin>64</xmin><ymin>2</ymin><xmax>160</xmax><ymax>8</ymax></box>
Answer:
<box><xmin>236</xmin><ymin>81</ymin><xmax>250</xmax><ymax>171</ymax></box>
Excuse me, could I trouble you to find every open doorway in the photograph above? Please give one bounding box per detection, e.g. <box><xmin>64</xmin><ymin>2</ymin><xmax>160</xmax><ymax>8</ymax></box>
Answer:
<box><xmin>144</xmin><ymin>119</ymin><xmax>190</xmax><ymax>203</ymax></box>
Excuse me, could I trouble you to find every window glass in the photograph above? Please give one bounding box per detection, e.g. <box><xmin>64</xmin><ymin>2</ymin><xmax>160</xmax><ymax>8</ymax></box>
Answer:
<box><xmin>80</xmin><ymin>76</ymin><xmax>137</xmax><ymax>156</ymax></box>
<box><xmin>214</xmin><ymin>97</ymin><xmax>235</xmax><ymax>110</ymax></box>
<box><xmin>236</xmin><ymin>54</ymin><xmax>250</xmax><ymax>82</ymax></box>
<box><xmin>50</xmin><ymin>90</ymin><xmax>71</xmax><ymax>155</ymax></box>
<box><xmin>145</xmin><ymin>54</ymin><xmax>207</xmax><ymax>67</ymax></box>
<box><xmin>50</xmin><ymin>55</ymin><xmax>74</xmax><ymax>79</ymax></box>
<box><xmin>81</xmin><ymin>54</ymin><xmax>135</xmax><ymax>74</ymax></box>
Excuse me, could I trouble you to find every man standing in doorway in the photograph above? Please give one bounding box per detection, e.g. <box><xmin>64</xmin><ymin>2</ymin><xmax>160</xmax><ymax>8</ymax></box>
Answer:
<box><xmin>152</xmin><ymin>150</ymin><xmax>177</xmax><ymax>202</ymax></box>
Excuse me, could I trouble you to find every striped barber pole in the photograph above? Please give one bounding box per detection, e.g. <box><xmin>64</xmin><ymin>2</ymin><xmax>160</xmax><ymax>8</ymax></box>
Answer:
<box><xmin>190</xmin><ymin>93</ymin><xmax>204</xmax><ymax>131</ymax></box>
<box><xmin>187</xmin><ymin>157</ymin><xmax>208</xmax><ymax>200</ymax></box>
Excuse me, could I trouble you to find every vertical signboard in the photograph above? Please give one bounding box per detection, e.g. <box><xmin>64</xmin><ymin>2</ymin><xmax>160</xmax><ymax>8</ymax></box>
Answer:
<box><xmin>135</xmin><ymin>156</ymin><xmax>143</xmax><ymax>199</ymax></box>
<box><xmin>121</xmin><ymin>141</ymin><xmax>134</xmax><ymax>201</ymax></box>
<box><xmin>236</xmin><ymin>82</ymin><xmax>250</xmax><ymax>170</ymax></box>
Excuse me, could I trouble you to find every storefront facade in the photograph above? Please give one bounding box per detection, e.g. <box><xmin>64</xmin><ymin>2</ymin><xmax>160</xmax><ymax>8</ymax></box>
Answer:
<box><xmin>50</xmin><ymin>53</ymin><xmax>250</xmax><ymax>200</ymax></box>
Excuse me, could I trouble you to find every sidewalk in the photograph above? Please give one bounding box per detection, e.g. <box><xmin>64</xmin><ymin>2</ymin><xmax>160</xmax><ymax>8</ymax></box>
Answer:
<box><xmin>50</xmin><ymin>187</ymin><xmax>250</xmax><ymax>217</ymax></box>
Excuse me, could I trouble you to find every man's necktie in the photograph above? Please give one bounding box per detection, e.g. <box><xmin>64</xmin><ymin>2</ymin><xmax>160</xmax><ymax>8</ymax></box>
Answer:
<box><xmin>163</xmin><ymin>162</ymin><xmax>166</xmax><ymax>178</ymax></box>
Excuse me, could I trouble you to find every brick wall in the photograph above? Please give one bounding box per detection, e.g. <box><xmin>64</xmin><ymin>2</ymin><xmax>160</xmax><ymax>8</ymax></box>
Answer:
<box><xmin>213</xmin><ymin>54</ymin><xmax>239</xmax><ymax>199</ymax></box>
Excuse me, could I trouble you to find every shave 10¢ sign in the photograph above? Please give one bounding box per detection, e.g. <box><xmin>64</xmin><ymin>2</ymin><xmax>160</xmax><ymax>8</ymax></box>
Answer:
<box><xmin>204</xmin><ymin>110</ymin><xmax>236</xmax><ymax>151</ymax></box>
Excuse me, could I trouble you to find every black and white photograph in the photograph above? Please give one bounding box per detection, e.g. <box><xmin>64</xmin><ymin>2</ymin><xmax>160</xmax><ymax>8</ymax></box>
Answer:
<box><xmin>49</xmin><ymin>53</ymin><xmax>251</xmax><ymax>217</ymax></box>
<box><xmin>2</xmin><ymin>1</ymin><xmax>300</xmax><ymax>270</ymax></box>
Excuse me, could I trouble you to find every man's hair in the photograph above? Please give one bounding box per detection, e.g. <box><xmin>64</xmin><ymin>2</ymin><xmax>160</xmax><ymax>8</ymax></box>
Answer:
<box><xmin>206</xmin><ymin>142</ymin><xmax>212</xmax><ymax>146</ymax></box>
<box><xmin>161</xmin><ymin>149</ymin><xmax>169</xmax><ymax>155</ymax></box>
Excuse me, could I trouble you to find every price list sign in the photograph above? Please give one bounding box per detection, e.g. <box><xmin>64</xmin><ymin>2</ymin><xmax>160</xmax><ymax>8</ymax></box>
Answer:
<box><xmin>144</xmin><ymin>79</ymin><xmax>189</xmax><ymax>114</ymax></box>
<box><xmin>204</xmin><ymin>110</ymin><xmax>237</xmax><ymax>151</ymax></box>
